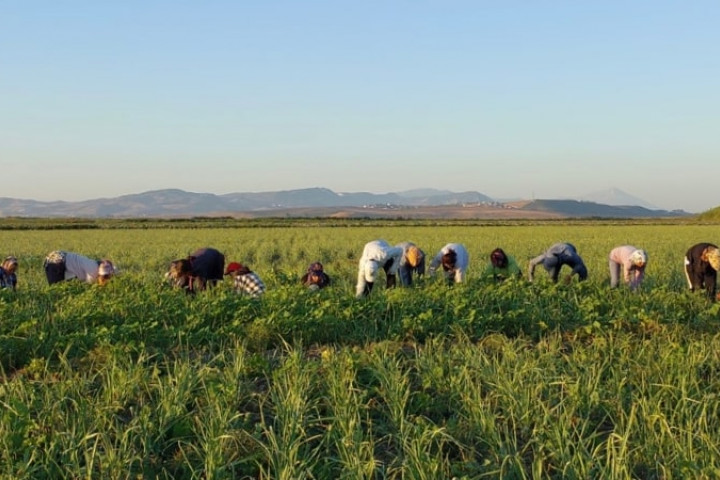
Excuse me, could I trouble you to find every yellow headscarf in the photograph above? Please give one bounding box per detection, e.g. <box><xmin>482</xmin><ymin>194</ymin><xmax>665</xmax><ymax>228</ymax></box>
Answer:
<box><xmin>406</xmin><ymin>246</ymin><xmax>421</xmax><ymax>268</ymax></box>
<box><xmin>707</xmin><ymin>247</ymin><xmax>720</xmax><ymax>271</ymax></box>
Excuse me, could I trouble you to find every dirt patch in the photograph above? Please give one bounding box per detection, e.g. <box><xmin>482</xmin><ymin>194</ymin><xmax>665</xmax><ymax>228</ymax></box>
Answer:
<box><xmin>234</xmin><ymin>204</ymin><xmax>567</xmax><ymax>220</ymax></box>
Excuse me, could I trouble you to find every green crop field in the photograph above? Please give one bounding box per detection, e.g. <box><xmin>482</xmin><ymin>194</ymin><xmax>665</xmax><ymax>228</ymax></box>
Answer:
<box><xmin>1</xmin><ymin>220</ymin><xmax>719</xmax><ymax>479</ymax></box>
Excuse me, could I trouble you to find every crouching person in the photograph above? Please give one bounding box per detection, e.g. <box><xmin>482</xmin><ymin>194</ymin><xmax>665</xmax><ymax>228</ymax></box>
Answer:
<box><xmin>356</xmin><ymin>240</ymin><xmax>403</xmax><ymax>297</ymax></box>
<box><xmin>0</xmin><ymin>256</ymin><xmax>18</xmax><ymax>290</ymax></box>
<box><xmin>684</xmin><ymin>243</ymin><xmax>720</xmax><ymax>301</ymax></box>
<box><xmin>485</xmin><ymin>248</ymin><xmax>522</xmax><ymax>282</ymax></box>
<box><xmin>44</xmin><ymin>251</ymin><xmax>115</xmax><ymax>286</ymax></box>
<box><xmin>396</xmin><ymin>242</ymin><xmax>425</xmax><ymax>286</ymax></box>
<box><xmin>609</xmin><ymin>245</ymin><xmax>647</xmax><ymax>291</ymax></box>
<box><xmin>301</xmin><ymin>262</ymin><xmax>330</xmax><ymax>290</ymax></box>
<box><xmin>167</xmin><ymin>247</ymin><xmax>225</xmax><ymax>293</ymax></box>
<box><xmin>529</xmin><ymin>243</ymin><xmax>588</xmax><ymax>284</ymax></box>
<box><xmin>225</xmin><ymin>262</ymin><xmax>266</xmax><ymax>297</ymax></box>
<box><xmin>429</xmin><ymin>243</ymin><xmax>469</xmax><ymax>285</ymax></box>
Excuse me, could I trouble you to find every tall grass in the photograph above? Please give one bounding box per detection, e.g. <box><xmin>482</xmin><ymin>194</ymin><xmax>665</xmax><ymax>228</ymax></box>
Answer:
<box><xmin>1</xmin><ymin>222</ymin><xmax>720</xmax><ymax>477</ymax></box>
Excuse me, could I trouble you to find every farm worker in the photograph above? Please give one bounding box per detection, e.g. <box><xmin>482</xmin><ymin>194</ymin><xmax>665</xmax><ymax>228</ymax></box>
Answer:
<box><xmin>355</xmin><ymin>240</ymin><xmax>403</xmax><ymax>297</ymax></box>
<box><xmin>166</xmin><ymin>247</ymin><xmax>225</xmax><ymax>293</ymax></box>
<box><xmin>301</xmin><ymin>262</ymin><xmax>330</xmax><ymax>290</ymax></box>
<box><xmin>428</xmin><ymin>243</ymin><xmax>469</xmax><ymax>285</ymax></box>
<box><xmin>0</xmin><ymin>256</ymin><xmax>18</xmax><ymax>290</ymax></box>
<box><xmin>225</xmin><ymin>262</ymin><xmax>266</xmax><ymax>297</ymax></box>
<box><xmin>684</xmin><ymin>242</ymin><xmax>720</xmax><ymax>301</ymax></box>
<box><xmin>43</xmin><ymin>251</ymin><xmax>115</xmax><ymax>285</ymax></box>
<box><xmin>609</xmin><ymin>246</ymin><xmax>647</xmax><ymax>290</ymax></box>
<box><xmin>528</xmin><ymin>243</ymin><xmax>588</xmax><ymax>283</ymax></box>
<box><xmin>395</xmin><ymin>241</ymin><xmax>426</xmax><ymax>286</ymax></box>
<box><xmin>484</xmin><ymin>248</ymin><xmax>522</xmax><ymax>282</ymax></box>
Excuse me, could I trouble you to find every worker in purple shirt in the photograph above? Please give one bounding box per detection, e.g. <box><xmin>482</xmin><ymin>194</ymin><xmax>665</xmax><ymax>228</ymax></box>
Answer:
<box><xmin>609</xmin><ymin>245</ymin><xmax>647</xmax><ymax>290</ymax></box>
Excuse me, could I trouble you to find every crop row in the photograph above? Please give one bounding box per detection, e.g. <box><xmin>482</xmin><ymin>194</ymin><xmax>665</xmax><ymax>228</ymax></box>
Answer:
<box><xmin>0</xmin><ymin>223</ymin><xmax>719</xmax><ymax>478</ymax></box>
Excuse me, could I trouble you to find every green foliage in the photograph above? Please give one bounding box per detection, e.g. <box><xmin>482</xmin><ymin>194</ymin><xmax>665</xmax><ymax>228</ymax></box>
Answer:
<box><xmin>697</xmin><ymin>205</ymin><xmax>720</xmax><ymax>222</ymax></box>
<box><xmin>0</xmin><ymin>221</ymin><xmax>720</xmax><ymax>478</ymax></box>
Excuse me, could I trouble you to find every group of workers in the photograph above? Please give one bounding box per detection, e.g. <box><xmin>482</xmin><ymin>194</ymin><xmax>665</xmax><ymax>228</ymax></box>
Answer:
<box><xmin>354</xmin><ymin>240</ymin><xmax>719</xmax><ymax>301</ymax></box>
<box><xmin>0</xmin><ymin>241</ymin><xmax>718</xmax><ymax>301</ymax></box>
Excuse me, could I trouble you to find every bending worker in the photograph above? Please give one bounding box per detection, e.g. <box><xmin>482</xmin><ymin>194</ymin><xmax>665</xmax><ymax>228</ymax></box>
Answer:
<box><xmin>356</xmin><ymin>240</ymin><xmax>403</xmax><ymax>297</ymax></box>
<box><xmin>529</xmin><ymin>242</ymin><xmax>588</xmax><ymax>283</ymax></box>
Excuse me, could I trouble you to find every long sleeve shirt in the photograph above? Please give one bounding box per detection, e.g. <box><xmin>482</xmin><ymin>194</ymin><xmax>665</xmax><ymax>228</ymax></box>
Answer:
<box><xmin>609</xmin><ymin>245</ymin><xmax>645</xmax><ymax>289</ymax></box>
<box><xmin>484</xmin><ymin>255</ymin><xmax>522</xmax><ymax>281</ymax></box>
<box><xmin>529</xmin><ymin>243</ymin><xmax>587</xmax><ymax>282</ymax></box>
<box><xmin>0</xmin><ymin>268</ymin><xmax>17</xmax><ymax>290</ymax></box>
<box><xmin>188</xmin><ymin>248</ymin><xmax>225</xmax><ymax>281</ymax></box>
<box><xmin>233</xmin><ymin>272</ymin><xmax>265</xmax><ymax>297</ymax></box>
<box><xmin>428</xmin><ymin>243</ymin><xmax>469</xmax><ymax>284</ymax></box>
<box><xmin>395</xmin><ymin>241</ymin><xmax>426</xmax><ymax>286</ymax></box>
<box><xmin>63</xmin><ymin>252</ymin><xmax>102</xmax><ymax>283</ymax></box>
<box><xmin>356</xmin><ymin>240</ymin><xmax>404</xmax><ymax>297</ymax></box>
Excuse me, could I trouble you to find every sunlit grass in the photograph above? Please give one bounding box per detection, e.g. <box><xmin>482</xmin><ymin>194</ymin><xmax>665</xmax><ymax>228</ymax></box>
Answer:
<box><xmin>0</xmin><ymin>222</ymin><xmax>719</xmax><ymax>477</ymax></box>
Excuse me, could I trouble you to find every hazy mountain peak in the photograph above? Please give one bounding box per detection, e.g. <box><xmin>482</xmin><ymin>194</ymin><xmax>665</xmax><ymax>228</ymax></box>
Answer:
<box><xmin>396</xmin><ymin>188</ymin><xmax>455</xmax><ymax>198</ymax></box>
<box><xmin>578</xmin><ymin>188</ymin><xmax>657</xmax><ymax>209</ymax></box>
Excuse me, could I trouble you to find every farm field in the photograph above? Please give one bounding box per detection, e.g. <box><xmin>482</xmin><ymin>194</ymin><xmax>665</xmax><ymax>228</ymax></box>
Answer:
<box><xmin>1</xmin><ymin>220</ymin><xmax>720</xmax><ymax>478</ymax></box>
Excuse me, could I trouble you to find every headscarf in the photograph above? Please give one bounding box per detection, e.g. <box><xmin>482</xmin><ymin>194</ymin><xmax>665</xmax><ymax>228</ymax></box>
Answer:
<box><xmin>707</xmin><ymin>247</ymin><xmax>720</xmax><ymax>271</ymax></box>
<box><xmin>406</xmin><ymin>246</ymin><xmax>421</xmax><ymax>268</ymax></box>
<box><xmin>629</xmin><ymin>249</ymin><xmax>648</xmax><ymax>267</ymax></box>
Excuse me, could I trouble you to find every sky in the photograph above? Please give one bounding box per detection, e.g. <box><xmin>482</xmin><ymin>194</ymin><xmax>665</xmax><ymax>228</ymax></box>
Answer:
<box><xmin>1</xmin><ymin>1</ymin><xmax>718</xmax><ymax>213</ymax></box>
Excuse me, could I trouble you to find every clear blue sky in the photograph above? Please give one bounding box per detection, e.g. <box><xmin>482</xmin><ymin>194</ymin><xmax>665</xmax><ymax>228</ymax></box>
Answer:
<box><xmin>2</xmin><ymin>1</ymin><xmax>718</xmax><ymax>212</ymax></box>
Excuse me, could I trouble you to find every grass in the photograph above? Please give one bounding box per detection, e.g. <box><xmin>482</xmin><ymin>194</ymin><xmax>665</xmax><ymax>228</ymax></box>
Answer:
<box><xmin>0</xmin><ymin>220</ymin><xmax>719</xmax><ymax>477</ymax></box>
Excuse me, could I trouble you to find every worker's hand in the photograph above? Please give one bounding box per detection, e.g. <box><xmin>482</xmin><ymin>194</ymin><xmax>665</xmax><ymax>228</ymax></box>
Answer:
<box><xmin>563</xmin><ymin>275</ymin><xmax>573</xmax><ymax>285</ymax></box>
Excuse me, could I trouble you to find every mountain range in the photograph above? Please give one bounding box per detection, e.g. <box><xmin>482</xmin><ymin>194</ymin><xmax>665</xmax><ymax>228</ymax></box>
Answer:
<box><xmin>0</xmin><ymin>187</ymin><xmax>690</xmax><ymax>219</ymax></box>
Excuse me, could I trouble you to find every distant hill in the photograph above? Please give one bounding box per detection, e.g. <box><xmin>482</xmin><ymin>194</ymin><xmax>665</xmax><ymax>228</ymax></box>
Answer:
<box><xmin>522</xmin><ymin>199</ymin><xmax>688</xmax><ymax>218</ymax></box>
<box><xmin>696</xmin><ymin>205</ymin><xmax>720</xmax><ymax>221</ymax></box>
<box><xmin>577</xmin><ymin>188</ymin><xmax>659</xmax><ymax>209</ymax></box>
<box><xmin>0</xmin><ymin>187</ymin><xmax>495</xmax><ymax>218</ymax></box>
<box><xmin>0</xmin><ymin>188</ymin><xmax>689</xmax><ymax>219</ymax></box>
